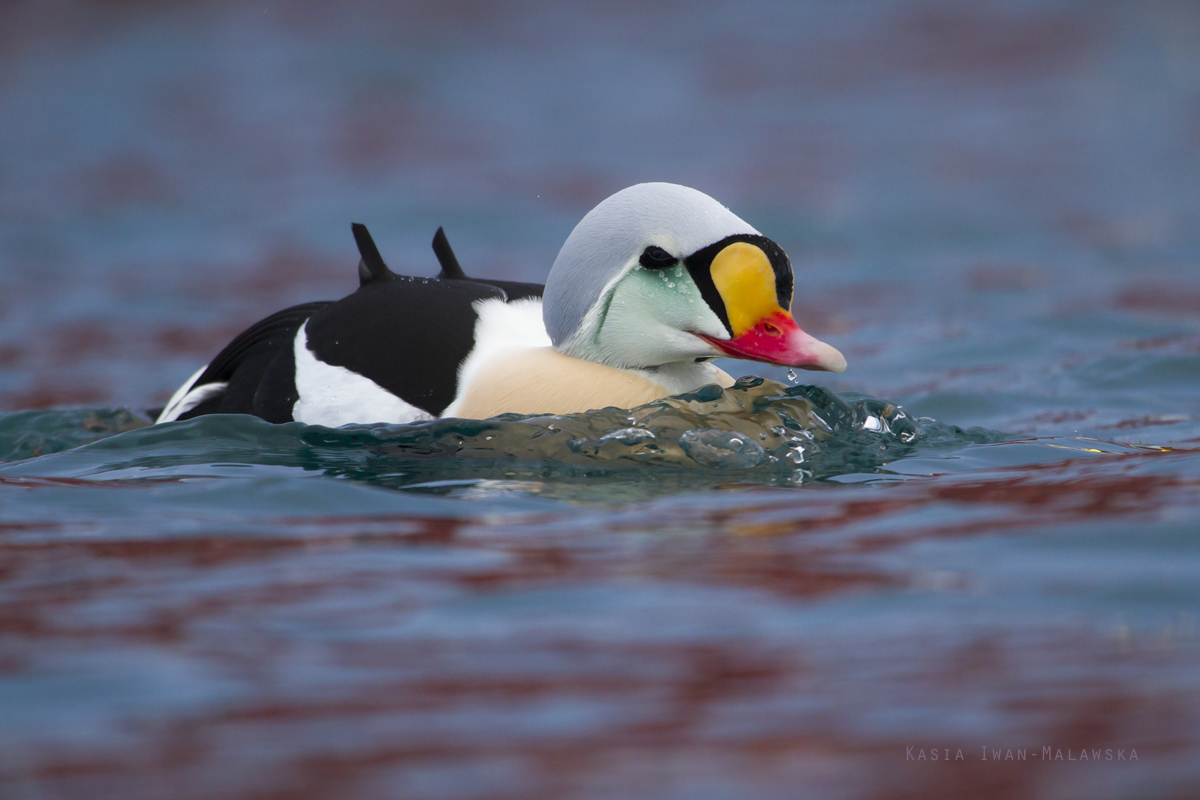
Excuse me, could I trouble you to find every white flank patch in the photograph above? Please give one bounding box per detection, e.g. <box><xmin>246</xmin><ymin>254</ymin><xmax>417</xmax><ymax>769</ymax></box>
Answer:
<box><xmin>292</xmin><ymin>322</ymin><xmax>434</xmax><ymax>427</ymax></box>
<box><xmin>440</xmin><ymin>297</ymin><xmax>551</xmax><ymax>419</ymax></box>
<box><xmin>156</xmin><ymin>365</ymin><xmax>228</xmax><ymax>424</ymax></box>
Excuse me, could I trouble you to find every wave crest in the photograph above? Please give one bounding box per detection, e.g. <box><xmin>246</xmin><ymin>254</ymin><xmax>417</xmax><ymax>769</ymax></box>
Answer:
<box><xmin>1</xmin><ymin>379</ymin><xmax>1005</xmax><ymax>490</ymax></box>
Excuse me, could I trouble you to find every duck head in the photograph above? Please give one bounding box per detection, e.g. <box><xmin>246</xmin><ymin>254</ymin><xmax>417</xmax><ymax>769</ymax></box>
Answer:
<box><xmin>543</xmin><ymin>183</ymin><xmax>846</xmax><ymax>373</ymax></box>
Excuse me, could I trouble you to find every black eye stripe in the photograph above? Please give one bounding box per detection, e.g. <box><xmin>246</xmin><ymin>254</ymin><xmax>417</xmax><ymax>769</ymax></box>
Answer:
<box><xmin>639</xmin><ymin>245</ymin><xmax>677</xmax><ymax>270</ymax></box>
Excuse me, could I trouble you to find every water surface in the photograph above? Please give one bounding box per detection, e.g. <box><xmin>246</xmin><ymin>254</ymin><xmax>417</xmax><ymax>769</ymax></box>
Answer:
<box><xmin>2</xmin><ymin>2</ymin><xmax>1199</xmax><ymax>798</ymax></box>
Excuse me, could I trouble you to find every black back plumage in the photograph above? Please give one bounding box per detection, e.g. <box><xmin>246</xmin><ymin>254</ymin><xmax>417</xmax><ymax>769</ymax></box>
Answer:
<box><xmin>304</xmin><ymin>276</ymin><xmax>508</xmax><ymax>415</ymax></box>
<box><xmin>432</xmin><ymin>226</ymin><xmax>467</xmax><ymax>280</ymax></box>
<box><xmin>172</xmin><ymin>223</ymin><xmax>546</xmax><ymax>423</ymax></box>
<box><xmin>432</xmin><ymin>226</ymin><xmax>544</xmax><ymax>301</ymax></box>
<box><xmin>175</xmin><ymin>301</ymin><xmax>332</xmax><ymax>422</ymax></box>
<box><xmin>353</xmin><ymin>222</ymin><xmax>396</xmax><ymax>285</ymax></box>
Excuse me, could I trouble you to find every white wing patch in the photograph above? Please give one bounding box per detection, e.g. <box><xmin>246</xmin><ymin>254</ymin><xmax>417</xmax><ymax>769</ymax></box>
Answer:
<box><xmin>440</xmin><ymin>297</ymin><xmax>551</xmax><ymax>419</ymax></box>
<box><xmin>291</xmin><ymin>322</ymin><xmax>434</xmax><ymax>427</ymax></box>
<box><xmin>156</xmin><ymin>365</ymin><xmax>228</xmax><ymax>424</ymax></box>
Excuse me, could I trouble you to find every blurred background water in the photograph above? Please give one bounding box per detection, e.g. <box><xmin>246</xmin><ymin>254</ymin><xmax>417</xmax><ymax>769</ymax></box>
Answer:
<box><xmin>1</xmin><ymin>1</ymin><xmax>1199</xmax><ymax>798</ymax></box>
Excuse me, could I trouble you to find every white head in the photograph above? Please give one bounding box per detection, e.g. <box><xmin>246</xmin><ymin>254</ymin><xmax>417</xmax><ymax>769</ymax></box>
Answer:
<box><xmin>543</xmin><ymin>183</ymin><xmax>846</xmax><ymax>373</ymax></box>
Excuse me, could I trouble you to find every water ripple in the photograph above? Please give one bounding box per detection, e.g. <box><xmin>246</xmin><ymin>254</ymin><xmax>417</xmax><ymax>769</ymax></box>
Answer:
<box><xmin>0</xmin><ymin>379</ymin><xmax>1007</xmax><ymax>493</ymax></box>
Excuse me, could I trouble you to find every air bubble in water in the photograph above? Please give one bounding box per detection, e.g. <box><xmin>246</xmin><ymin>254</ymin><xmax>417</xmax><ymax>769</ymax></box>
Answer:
<box><xmin>598</xmin><ymin>428</ymin><xmax>655</xmax><ymax>446</ymax></box>
<box><xmin>679</xmin><ymin>428</ymin><xmax>766</xmax><ymax>470</ymax></box>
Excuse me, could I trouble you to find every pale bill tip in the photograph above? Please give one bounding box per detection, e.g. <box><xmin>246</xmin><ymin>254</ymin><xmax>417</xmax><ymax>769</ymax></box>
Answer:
<box><xmin>809</xmin><ymin>339</ymin><xmax>847</xmax><ymax>373</ymax></box>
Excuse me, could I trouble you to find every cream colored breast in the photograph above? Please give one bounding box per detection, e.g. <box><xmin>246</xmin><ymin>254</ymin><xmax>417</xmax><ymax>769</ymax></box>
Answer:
<box><xmin>447</xmin><ymin>347</ymin><xmax>733</xmax><ymax>419</ymax></box>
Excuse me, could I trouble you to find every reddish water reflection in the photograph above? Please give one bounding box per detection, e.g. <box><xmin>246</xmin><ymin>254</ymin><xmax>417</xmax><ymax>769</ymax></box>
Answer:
<box><xmin>3</xmin><ymin>0</ymin><xmax>1199</xmax><ymax>797</ymax></box>
<box><xmin>0</xmin><ymin>448</ymin><xmax>1195</xmax><ymax>798</ymax></box>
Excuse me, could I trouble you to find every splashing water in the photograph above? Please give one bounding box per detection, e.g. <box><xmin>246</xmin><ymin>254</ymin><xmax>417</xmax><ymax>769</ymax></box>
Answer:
<box><xmin>0</xmin><ymin>378</ymin><xmax>1004</xmax><ymax>497</ymax></box>
<box><xmin>786</xmin><ymin>368</ymin><xmax>799</xmax><ymax>384</ymax></box>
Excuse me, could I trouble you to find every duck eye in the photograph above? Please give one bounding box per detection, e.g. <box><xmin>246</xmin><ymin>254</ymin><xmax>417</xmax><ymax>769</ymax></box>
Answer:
<box><xmin>639</xmin><ymin>245</ymin><xmax>677</xmax><ymax>270</ymax></box>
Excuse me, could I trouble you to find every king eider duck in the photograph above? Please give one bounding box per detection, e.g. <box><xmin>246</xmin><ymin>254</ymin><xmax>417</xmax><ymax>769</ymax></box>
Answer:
<box><xmin>156</xmin><ymin>183</ymin><xmax>846</xmax><ymax>426</ymax></box>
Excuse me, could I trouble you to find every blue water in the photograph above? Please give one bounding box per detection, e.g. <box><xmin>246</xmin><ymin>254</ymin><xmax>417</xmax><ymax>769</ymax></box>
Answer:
<box><xmin>2</xmin><ymin>2</ymin><xmax>1200</xmax><ymax>798</ymax></box>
